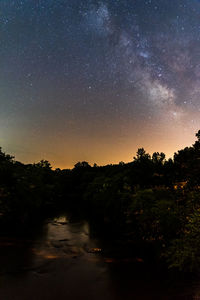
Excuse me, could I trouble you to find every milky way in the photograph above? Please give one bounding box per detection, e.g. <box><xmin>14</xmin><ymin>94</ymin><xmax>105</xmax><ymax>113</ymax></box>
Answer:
<box><xmin>1</xmin><ymin>0</ymin><xmax>200</xmax><ymax>168</ymax></box>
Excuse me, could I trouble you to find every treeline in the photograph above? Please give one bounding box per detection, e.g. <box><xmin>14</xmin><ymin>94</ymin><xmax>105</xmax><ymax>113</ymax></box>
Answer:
<box><xmin>1</xmin><ymin>131</ymin><xmax>200</xmax><ymax>271</ymax></box>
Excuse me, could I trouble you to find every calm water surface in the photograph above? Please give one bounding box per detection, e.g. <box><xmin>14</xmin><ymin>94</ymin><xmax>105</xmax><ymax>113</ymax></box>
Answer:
<box><xmin>0</xmin><ymin>215</ymin><xmax>199</xmax><ymax>300</ymax></box>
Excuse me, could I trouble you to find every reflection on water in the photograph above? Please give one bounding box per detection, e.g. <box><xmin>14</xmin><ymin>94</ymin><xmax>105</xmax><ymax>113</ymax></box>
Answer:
<box><xmin>0</xmin><ymin>214</ymin><xmax>199</xmax><ymax>299</ymax></box>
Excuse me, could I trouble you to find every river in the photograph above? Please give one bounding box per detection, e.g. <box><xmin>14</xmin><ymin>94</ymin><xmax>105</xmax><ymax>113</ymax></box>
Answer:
<box><xmin>0</xmin><ymin>214</ymin><xmax>199</xmax><ymax>300</ymax></box>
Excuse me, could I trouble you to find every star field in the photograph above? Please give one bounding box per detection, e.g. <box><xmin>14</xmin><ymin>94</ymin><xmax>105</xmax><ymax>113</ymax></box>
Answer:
<box><xmin>1</xmin><ymin>0</ymin><xmax>200</xmax><ymax>168</ymax></box>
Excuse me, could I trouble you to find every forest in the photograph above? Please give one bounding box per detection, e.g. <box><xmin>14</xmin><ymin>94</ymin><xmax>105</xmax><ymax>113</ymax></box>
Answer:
<box><xmin>1</xmin><ymin>131</ymin><xmax>200</xmax><ymax>272</ymax></box>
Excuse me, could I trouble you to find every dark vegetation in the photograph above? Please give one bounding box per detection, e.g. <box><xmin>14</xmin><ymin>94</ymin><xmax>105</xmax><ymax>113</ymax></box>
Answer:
<box><xmin>1</xmin><ymin>131</ymin><xmax>200</xmax><ymax>272</ymax></box>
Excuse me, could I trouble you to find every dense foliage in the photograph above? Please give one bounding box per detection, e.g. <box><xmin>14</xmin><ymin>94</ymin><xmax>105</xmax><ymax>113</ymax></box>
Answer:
<box><xmin>2</xmin><ymin>131</ymin><xmax>200</xmax><ymax>271</ymax></box>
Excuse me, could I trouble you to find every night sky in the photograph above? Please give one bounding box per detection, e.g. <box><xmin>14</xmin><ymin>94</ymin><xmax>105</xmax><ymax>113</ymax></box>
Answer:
<box><xmin>1</xmin><ymin>0</ymin><xmax>200</xmax><ymax>168</ymax></box>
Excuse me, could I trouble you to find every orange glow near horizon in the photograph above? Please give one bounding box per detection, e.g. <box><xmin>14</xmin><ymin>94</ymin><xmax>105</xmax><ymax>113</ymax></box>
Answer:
<box><xmin>3</xmin><ymin>118</ymin><xmax>198</xmax><ymax>169</ymax></box>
